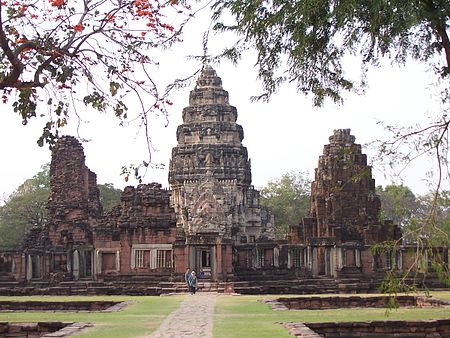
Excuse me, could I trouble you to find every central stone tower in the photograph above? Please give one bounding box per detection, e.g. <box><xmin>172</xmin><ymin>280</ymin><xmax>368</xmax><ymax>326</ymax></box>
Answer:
<box><xmin>169</xmin><ymin>65</ymin><xmax>274</xmax><ymax>280</ymax></box>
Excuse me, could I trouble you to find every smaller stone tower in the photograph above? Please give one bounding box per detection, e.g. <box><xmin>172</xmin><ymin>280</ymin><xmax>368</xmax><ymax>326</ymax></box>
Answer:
<box><xmin>310</xmin><ymin>128</ymin><xmax>381</xmax><ymax>241</ymax></box>
<box><xmin>290</xmin><ymin>129</ymin><xmax>401</xmax><ymax>277</ymax></box>
<box><xmin>45</xmin><ymin>136</ymin><xmax>101</xmax><ymax>278</ymax></box>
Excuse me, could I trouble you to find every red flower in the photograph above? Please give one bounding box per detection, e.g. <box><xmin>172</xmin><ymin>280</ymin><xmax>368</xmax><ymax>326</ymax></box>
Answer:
<box><xmin>49</xmin><ymin>0</ymin><xmax>66</xmax><ymax>8</ymax></box>
<box><xmin>73</xmin><ymin>24</ymin><xmax>83</xmax><ymax>32</ymax></box>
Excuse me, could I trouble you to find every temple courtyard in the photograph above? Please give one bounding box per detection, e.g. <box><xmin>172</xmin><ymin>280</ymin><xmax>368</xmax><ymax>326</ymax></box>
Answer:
<box><xmin>0</xmin><ymin>291</ymin><xmax>450</xmax><ymax>337</ymax></box>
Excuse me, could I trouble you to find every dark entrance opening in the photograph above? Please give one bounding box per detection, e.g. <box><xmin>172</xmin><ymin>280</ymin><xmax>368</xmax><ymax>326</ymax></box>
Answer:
<box><xmin>195</xmin><ymin>247</ymin><xmax>213</xmax><ymax>278</ymax></box>
<box><xmin>202</xmin><ymin>250</ymin><xmax>211</xmax><ymax>268</ymax></box>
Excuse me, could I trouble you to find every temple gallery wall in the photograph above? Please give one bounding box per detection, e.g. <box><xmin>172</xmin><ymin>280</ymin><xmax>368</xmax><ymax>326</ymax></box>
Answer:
<box><xmin>0</xmin><ymin>66</ymin><xmax>447</xmax><ymax>293</ymax></box>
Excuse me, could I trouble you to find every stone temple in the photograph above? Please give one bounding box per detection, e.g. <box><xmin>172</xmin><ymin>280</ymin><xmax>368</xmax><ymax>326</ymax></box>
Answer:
<box><xmin>168</xmin><ymin>65</ymin><xmax>274</xmax><ymax>279</ymax></box>
<box><xmin>0</xmin><ymin>66</ymin><xmax>447</xmax><ymax>294</ymax></box>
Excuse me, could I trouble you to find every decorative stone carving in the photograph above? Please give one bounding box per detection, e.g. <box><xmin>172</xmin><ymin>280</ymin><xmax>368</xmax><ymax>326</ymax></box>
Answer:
<box><xmin>169</xmin><ymin>65</ymin><xmax>275</xmax><ymax>242</ymax></box>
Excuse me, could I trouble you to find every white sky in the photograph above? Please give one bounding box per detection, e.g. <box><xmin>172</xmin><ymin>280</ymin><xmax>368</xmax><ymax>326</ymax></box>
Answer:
<box><xmin>0</xmin><ymin>7</ymin><xmax>446</xmax><ymax>200</ymax></box>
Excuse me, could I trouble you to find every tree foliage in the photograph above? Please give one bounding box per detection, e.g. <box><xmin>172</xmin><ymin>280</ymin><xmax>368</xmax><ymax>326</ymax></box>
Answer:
<box><xmin>375</xmin><ymin>185</ymin><xmax>449</xmax><ymax>291</ymax></box>
<box><xmin>212</xmin><ymin>0</ymin><xmax>449</xmax><ymax>196</ymax></box>
<box><xmin>0</xmin><ymin>0</ymin><xmax>190</xmax><ymax>148</ymax></box>
<box><xmin>377</xmin><ymin>184</ymin><xmax>419</xmax><ymax>227</ymax></box>
<box><xmin>260</xmin><ymin>171</ymin><xmax>310</xmax><ymax>239</ymax></box>
<box><xmin>411</xmin><ymin>190</ymin><xmax>450</xmax><ymax>247</ymax></box>
<box><xmin>0</xmin><ymin>164</ymin><xmax>50</xmax><ymax>248</ymax></box>
<box><xmin>98</xmin><ymin>182</ymin><xmax>122</xmax><ymax>212</ymax></box>
<box><xmin>212</xmin><ymin>0</ymin><xmax>450</xmax><ymax>104</ymax></box>
<box><xmin>0</xmin><ymin>165</ymin><xmax>121</xmax><ymax>248</ymax></box>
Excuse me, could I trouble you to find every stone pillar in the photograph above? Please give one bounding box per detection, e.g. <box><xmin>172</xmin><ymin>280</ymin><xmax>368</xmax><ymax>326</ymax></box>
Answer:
<box><xmin>355</xmin><ymin>249</ymin><xmax>361</xmax><ymax>268</ymax></box>
<box><xmin>311</xmin><ymin>247</ymin><xmax>318</xmax><ymax>276</ymax></box>
<box><xmin>211</xmin><ymin>246</ymin><xmax>216</xmax><ymax>281</ymax></box>
<box><xmin>337</xmin><ymin>247</ymin><xmax>343</xmax><ymax>270</ymax></box>
<box><xmin>73</xmin><ymin>250</ymin><xmax>80</xmax><ymax>280</ymax></box>
<box><xmin>26</xmin><ymin>255</ymin><xmax>32</xmax><ymax>281</ymax></box>
<box><xmin>287</xmin><ymin>249</ymin><xmax>292</xmax><ymax>269</ymax></box>
<box><xmin>94</xmin><ymin>250</ymin><xmax>101</xmax><ymax>278</ymax></box>
<box><xmin>396</xmin><ymin>249</ymin><xmax>403</xmax><ymax>270</ymax></box>
<box><xmin>115</xmin><ymin>251</ymin><xmax>120</xmax><ymax>272</ymax></box>
<box><xmin>188</xmin><ymin>246</ymin><xmax>196</xmax><ymax>270</ymax></box>
<box><xmin>306</xmin><ymin>246</ymin><xmax>312</xmax><ymax>271</ymax></box>
<box><xmin>324</xmin><ymin>248</ymin><xmax>330</xmax><ymax>276</ymax></box>
<box><xmin>274</xmin><ymin>246</ymin><xmax>280</xmax><ymax>267</ymax></box>
<box><xmin>66</xmin><ymin>253</ymin><xmax>72</xmax><ymax>276</ymax></box>
<box><xmin>130</xmin><ymin>248</ymin><xmax>136</xmax><ymax>270</ymax></box>
<box><xmin>216</xmin><ymin>244</ymin><xmax>222</xmax><ymax>281</ymax></box>
<box><xmin>330</xmin><ymin>247</ymin><xmax>337</xmax><ymax>277</ymax></box>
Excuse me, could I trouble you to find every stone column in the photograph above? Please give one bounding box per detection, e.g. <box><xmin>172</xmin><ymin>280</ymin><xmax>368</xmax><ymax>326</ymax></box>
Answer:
<box><xmin>274</xmin><ymin>246</ymin><xmax>280</xmax><ymax>267</ymax></box>
<box><xmin>115</xmin><ymin>251</ymin><xmax>120</xmax><ymax>272</ymax></box>
<box><xmin>306</xmin><ymin>247</ymin><xmax>310</xmax><ymax>270</ymax></box>
<box><xmin>330</xmin><ymin>247</ymin><xmax>336</xmax><ymax>277</ymax></box>
<box><xmin>188</xmin><ymin>246</ymin><xmax>196</xmax><ymax>271</ymax></box>
<box><xmin>26</xmin><ymin>255</ymin><xmax>32</xmax><ymax>281</ymax></box>
<box><xmin>211</xmin><ymin>246</ymin><xmax>217</xmax><ymax>281</ymax></box>
<box><xmin>216</xmin><ymin>244</ymin><xmax>222</xmax><ymax>281</ymax></box>
<box><xmin>355</xmin><ymin>249</ymin><xmax>361</xmax><ymax>268</ymax></box>
<box><xmin>73</xmin><ymin>250</ymin><xmax>80</xmax><ymax>280</ymax></box>
<box><xmin>66</xmin><ymin>253</ymin><xmax>72</xmax><ymax>276</ymax></box>
<box><xmin>94</xmin><ymin>250</ymin><xmax>101</xmax><ymax>278</ymax></box>
<box><xmin>337</xmin><ymin>247</ymin><xmax>343</xmax><ymax>270</ymax></box>
<box><xmin>311</xmin><ymin>247</ymin><xmax>318</xmax><ymax>276</ymax></box>
<box><xmin>396</xmin><ymin>249</ymin><xmax>403</xmax><ymax>270</ymax></box>
<box><xmin>287</xmin><ymin>249</ymin><xmax>292</xmax><ymax>269</ymax></box>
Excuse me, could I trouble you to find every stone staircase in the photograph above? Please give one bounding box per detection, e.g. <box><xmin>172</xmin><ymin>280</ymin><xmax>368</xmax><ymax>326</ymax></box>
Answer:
<box><xmin>0</xmin><ymin>270</ymin><xmax>446</xmax><ymax>296</ymax></box>
<box><xmin>232</xmin><ymin>277</ymin><xmax>339</xmax><ymax>295</ymax></box>
<box><xmin>335</xmin><ymin>267</ymin><xmax>373</xmax><ymax>293</ymax></box>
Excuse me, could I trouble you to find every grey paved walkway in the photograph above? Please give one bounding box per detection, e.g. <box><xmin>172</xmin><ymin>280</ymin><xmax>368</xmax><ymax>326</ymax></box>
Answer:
<box><xmin>149</xmin><ymin>293</ymin><xmax>217</xmax><ymax>338</ymax></box>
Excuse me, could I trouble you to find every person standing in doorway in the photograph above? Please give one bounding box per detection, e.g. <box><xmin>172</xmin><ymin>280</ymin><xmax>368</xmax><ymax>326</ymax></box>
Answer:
<box><xmin>188</xmin><ymin>270</ymin><xmax>197</xmax><ymax>294</ymax></box>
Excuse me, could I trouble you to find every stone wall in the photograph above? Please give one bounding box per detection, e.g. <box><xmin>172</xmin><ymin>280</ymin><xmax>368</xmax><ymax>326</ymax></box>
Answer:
<box><xmin>94</xmin><ymin>183</ymin><xmax>177</xmax><ymax>276</ymax></box>
<box><xmin>0</xmin><ymin>300</ymin><xmax>123</xmax><ymax>311</ymax></box>
<box><xmin>268</xmin><ymin>295</ymin><xmax>450</xmax><ymax>310</ymax></box>
<box><xmin>0</xmin><ymin>322</ymin><xmax>68</xmax><ymax>337</ymax></box>
<box><xmin>285</xmin><ymin>319</ymin><xmax>450</xmax><ymax>337</ymax></box>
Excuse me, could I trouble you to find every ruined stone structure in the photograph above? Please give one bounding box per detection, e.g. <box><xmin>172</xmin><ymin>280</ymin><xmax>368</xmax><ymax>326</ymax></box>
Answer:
<box><xmin>0</xmin><ymin>66</ymin><xmax>447</xmax><ymax>294</ymax></box>
<box><xmin>169</xmin><ymin>65</ymin><xmax>275</xmax><ymax>280</ymax></box>
<box><xmin>288</xmin><ymin>129</ymin><xmax>402</xmax><ymax>278</ymax></box>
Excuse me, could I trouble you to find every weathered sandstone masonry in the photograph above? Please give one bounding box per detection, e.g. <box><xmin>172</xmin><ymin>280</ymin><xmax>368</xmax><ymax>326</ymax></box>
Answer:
<box><xmin>0</xmin><ymin>65</ymin><xmax>447</xmax><ymax>293</ymax></box>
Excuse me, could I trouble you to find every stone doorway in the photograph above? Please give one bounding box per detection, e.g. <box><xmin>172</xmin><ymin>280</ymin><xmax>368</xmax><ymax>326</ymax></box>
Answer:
<box><xmin>197</xmin><ymin>248</ymin><xmax>212</xmax><ymax>278</ymax></box>
<box><xmin>73</xmin><ymin>249</ymin><xmax>93</xmax><ymax>279</ymax></box>
<box><xmin>189</xmin><ymin>246</ymin><xmax>216</xmax><ymax>280</ymax></box>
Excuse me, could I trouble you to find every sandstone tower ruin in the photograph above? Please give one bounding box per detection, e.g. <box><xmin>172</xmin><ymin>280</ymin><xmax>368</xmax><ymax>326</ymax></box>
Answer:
<box><xmin>168</xmin><ymin>65</ymin><xmax>275</xmax><ymax>277</ymax></box>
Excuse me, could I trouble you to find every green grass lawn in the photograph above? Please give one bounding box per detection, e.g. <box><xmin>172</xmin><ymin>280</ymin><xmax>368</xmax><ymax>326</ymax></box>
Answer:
<box><xmin>0</xmin><ymin>292</ymin><xmax>449</xmax><ymax>337</ymax></box>
<box><xmin>0</xmin><ymin>295</ymin><xmax>184</xmax><ymax>338</ymax></box>
<box><xmin>212</xmin><ymin>291</ymin><xmax>450</xmax><ymax>338</ymax></box>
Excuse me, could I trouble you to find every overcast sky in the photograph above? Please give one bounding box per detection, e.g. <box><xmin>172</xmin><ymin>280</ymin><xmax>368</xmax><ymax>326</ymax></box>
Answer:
<box><xmin>0</xmin><ymin>7</ymin><xmax>446</xmax><ymax>200</ymax></box>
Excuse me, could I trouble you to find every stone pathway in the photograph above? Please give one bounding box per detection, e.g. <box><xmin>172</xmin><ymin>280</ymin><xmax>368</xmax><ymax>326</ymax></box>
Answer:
<box><xmin>149</xmin><ymin>292</ymin><xmax>217</xmax><ymax>338</ymax></box>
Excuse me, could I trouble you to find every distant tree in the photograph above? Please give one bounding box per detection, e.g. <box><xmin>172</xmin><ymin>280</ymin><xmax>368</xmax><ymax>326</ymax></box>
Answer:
<box><xmin>411</xmin><ymin>190</ymin><xmax>450</xmax><ymax>247</ymax></box>
<box><xmin>260</xmin><ymin>171</ymin><xmax>310</xmax><ymax>239</ymax></box>
<box><xmin>376</xmin><ymin>184</ymin><xmax>419</xmax><ymax>227</ymax></box>
<box><xmin>0</xmin><ymin>0</ymin><xmax>191</xmax><ymax>148</ymax></box>
<box><xmin>0</xmin><ymin>164</ymin><xmax>49</xmax><ymax>248</ymax></box>
<box><xmin>98</xmin><ymin>183</ymin><xmax>121</xmax><ymax>212</ymax></box>
<box><xmin>0</xmin><ymin>164</ymin><xmax>121</xmax><ymax>247</ymax></box>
